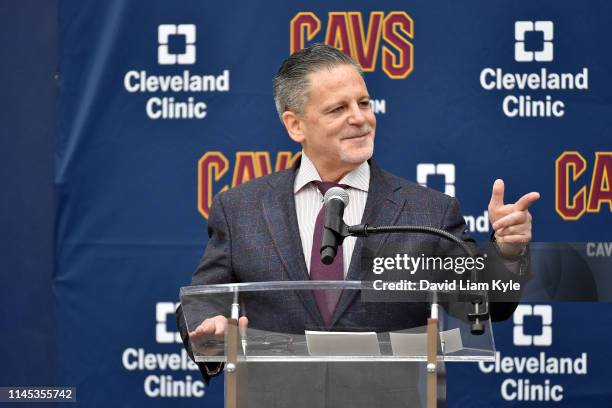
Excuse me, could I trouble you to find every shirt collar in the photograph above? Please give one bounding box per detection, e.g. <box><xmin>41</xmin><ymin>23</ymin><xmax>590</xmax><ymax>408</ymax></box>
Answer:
<box><xmin>293</xmin><ymin>151</ymin><xmax>370</xmax><ymax>194</ymax></box>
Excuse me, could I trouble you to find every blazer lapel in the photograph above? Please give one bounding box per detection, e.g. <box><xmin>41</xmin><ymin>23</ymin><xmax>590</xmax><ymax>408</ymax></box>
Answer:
<box><xmin>331</xmin><ymin>160</ymin><xmax>406</xmax><ymax>326</ymax></box>
<box><xmin>261</xmin><ymin>161</ymin><xmax>326</xmax><ymax>327</ymax></box>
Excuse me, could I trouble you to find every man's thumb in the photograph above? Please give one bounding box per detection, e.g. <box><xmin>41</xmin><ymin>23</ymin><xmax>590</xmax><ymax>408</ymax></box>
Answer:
<box><xmin>489</xmin><ymin>179</ymin><xmax>505</xmax><ymax>209</ymax></box>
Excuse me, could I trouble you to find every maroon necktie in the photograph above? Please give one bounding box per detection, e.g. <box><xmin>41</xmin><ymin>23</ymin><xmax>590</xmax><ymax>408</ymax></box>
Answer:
<box><xmin>310</xmin><ymin>181</ymin><xmax>347</xmax><ymax>326</ymax></box>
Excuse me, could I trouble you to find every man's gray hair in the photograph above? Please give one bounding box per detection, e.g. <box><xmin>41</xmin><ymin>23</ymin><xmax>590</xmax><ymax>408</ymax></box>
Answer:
<box><xmin>272</xmin><ymin>43</ymin><xmax>363</xmax><ymax>121</ymax></box>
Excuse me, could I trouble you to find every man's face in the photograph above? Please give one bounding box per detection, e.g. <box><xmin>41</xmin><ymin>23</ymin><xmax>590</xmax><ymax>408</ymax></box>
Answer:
<box><xmin>288</xmin><ymin>64</ymin><xmax>376</xmax><ymax>173</ymax></box>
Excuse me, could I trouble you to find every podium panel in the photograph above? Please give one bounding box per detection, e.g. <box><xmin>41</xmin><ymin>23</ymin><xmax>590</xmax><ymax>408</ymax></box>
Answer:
<box><xmin>180</xmin><ymin>281</ymin><xmax>495</xmax><ymax>408</ymax></box>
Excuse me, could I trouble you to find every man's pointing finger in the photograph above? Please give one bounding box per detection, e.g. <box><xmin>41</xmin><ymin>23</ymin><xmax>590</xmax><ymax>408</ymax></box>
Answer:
<box><xmin>515</xmin><ymin>192</ymin><xmax>541</xmax><ymax>211</ymax></box>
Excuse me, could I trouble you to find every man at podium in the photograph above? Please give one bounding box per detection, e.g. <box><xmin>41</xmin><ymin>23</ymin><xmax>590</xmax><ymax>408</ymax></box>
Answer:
<box><xmin>177</xmin><ymin>43</ymin><xmax>538</xmax><ymax>407</ymax></box>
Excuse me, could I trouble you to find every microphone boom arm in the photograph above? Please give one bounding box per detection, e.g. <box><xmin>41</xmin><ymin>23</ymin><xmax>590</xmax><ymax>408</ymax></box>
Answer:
<box><xmin>325</xmin><ymin>221</ymin><xmax>489</xmax><ymax>335</ymax></box>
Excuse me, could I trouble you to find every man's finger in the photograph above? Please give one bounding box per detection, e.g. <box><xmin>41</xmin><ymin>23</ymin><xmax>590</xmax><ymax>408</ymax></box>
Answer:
<box><xmin>210</xmin><ymin>316</ymin><xmax>227</xmax><ymax>336</ymax></box>
<box><xmin>201</xmin><ymin>320</ymin><xmax>214</xmax><ymax>335</ymax></box>
<box><xmin>488</xmin><ymin>179</ymin><xmax>505</xmax><ymax>210</ymax></box>
<box><xmin>238</xmin><ymin>316</ymin><xmax>249</xmax><ymax>336</ymax></box>
<box><xmin>189</xmin><ymin>322</ymin><xmax>206</xmax><ymax>338</ymax></box>
<box><xmin>214</xmin><ymin>321</ymin><xmax>226</xmax><ymax>336</ymax></box>
<box><xmin>190</xmin><ymin>316</ymin><xmax>228</xmax><ymax>338</ymax></box>
<box><xmin>494</xmin><ymin>224</ymin><xmax>526</xmax><ymax>237</ymax></box>
<box><xmin>238</xmin><ymin>316</ymin><xmax>249</xmax><ymax>331</ymax></box>
<box><xmin>496</xmin><ymin>234</ymin><xmax>531</xmax><ymax>244</ymax></box>
<box><xmin>515</xmin><ymin>192</ymin><xmax>540</xmax><ymax>211</ymax></box>
<box><xmin>492</xmin><ymin>211</ymin><xmax>528</xmax><ymax>230</ymax></box>
<box><xmin>195</xmin><ymin>321</ymin><xmax>207</xmax><ymax>334</ymax></box>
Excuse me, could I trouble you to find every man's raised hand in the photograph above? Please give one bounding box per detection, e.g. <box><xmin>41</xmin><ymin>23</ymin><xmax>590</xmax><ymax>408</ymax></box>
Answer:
<box><xmin>488</xmin><ymin>179</ymin><xmax>540</xmax><ymax>257</ymax></box>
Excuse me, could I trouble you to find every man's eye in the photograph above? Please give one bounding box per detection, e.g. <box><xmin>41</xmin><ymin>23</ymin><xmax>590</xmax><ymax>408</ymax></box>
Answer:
<box><xmin>359</xmin><ymin>100</ymin><xmax>371</xmax><ymax>108</ymax></box>
<box><xmin>330</xmin><ymin>106</ymin><xmax>344</xmax><ymax>113</ymax></box>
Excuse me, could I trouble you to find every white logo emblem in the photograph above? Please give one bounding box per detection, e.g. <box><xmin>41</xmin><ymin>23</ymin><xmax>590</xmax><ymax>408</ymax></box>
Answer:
<box><xmin>513</xmin><ymin>304</ymin><xmax>552</xmax><ymax>346</ymax></box>
<box><xmin>158</xmin><ymin>24</ymin><xmax>196</xmax><ymax>65</ymax></box>
<box><xmin>515</xmin><ymin>21</ymin><xmax>553</xmax><ymax>62</ymax></box>
<box><xmin>156</xmin><ymin>302</ymin><xmax>182</xmax><ymax>343</ymax></box>
<box><xmin>416</xmin><ymin>163</ymin><xmax>455</xmax><ymax>197</ymax></box>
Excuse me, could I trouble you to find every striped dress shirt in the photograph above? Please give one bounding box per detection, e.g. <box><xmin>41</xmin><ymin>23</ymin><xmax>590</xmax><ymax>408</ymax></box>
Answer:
<box><xmin>294</xmin><ymin>152</ymin><xmax>370</xmax><ymax>277</ymax></box>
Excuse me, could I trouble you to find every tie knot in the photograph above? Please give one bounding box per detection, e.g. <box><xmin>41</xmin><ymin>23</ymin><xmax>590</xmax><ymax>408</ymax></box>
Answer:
<box><xmin>313</xmin><ymin>181</ymin><xmax>348</xmax><ymax>195</ymax></box>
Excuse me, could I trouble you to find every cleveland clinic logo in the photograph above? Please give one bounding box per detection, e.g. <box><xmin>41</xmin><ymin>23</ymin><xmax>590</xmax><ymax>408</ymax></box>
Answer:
<box><xmin>157</xmin><ymin>24</ymin><xmax>196</xmax><ymax>65</ymax></box>
<box><xmin>120</xmin><ymin>303</ymin><xmax>203</xmax><ymax>398</ymax></box>
<box><xmin>479</xmin><ymin>20</ymin><xmax>589</xmax><ymax>118</ymax></box>
<box><xmin>514</xmin><ymin>21</ymin><xmax>553</xmax><ymax>62</ymax></box>
<box><xmin>123</xmin><ymin>23</ymin><xmax>230</xmax><ymax>120</ymax></box>
<box><xmin>480</xmin><ymin>304</ymin><xmax>587</xmax><ymax>402</ymax></box>
<box><xmin>513</xmin><ymin>304</ymin><xmax>552</xmax><ymax>346</ymax></box>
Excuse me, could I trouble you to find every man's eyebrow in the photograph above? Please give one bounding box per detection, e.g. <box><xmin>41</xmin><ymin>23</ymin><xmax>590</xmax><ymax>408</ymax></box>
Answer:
<box><xmin>321</xmin><ymin>94</ymin><xmax>371</xmax><ymax>111</ymax></box>
<box><xmin>320</xmin><ymin>99</ymin><xmax>344</xmax><ymax>111</ymax></box>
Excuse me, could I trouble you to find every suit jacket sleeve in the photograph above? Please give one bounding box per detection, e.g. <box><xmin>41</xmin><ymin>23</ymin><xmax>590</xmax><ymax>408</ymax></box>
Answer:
<box><xmin>176</xmin><ymin>192</ymin><xmax>236</xmax><ymax>383</ymax></box>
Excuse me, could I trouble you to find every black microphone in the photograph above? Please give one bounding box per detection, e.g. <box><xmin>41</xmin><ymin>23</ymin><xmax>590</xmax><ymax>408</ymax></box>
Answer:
<box><xmin>320</xmin><ymin>187</ymin><xmax>349</xmax><ymax>265</ymax></box>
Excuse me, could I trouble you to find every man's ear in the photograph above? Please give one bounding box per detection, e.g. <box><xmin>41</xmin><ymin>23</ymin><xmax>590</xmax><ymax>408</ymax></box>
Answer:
<box><xmin>282</xmin><ymin>111</ymin><xmax>305</xmax><ymax>144</ymax></box>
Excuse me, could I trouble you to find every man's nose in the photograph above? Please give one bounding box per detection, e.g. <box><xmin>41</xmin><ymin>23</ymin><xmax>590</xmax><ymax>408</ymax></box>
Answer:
<box><xmin>347</xmin><ymin>102</ymin><xmax>366</xmax><ymax>126</ymax></box>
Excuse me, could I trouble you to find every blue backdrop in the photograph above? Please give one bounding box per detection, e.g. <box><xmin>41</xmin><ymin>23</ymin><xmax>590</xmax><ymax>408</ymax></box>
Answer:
<box><xmin>2</xmin><ymin>0</ymin><xmax>611</xmax><ymax>407</ymax></box>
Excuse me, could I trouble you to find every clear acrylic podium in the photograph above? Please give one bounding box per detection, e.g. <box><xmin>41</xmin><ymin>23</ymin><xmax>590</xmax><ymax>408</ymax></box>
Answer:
<box><xmin>180</xmin><ymin>281</ymin><xmax>495</xmax><ymax>408</ymax></box>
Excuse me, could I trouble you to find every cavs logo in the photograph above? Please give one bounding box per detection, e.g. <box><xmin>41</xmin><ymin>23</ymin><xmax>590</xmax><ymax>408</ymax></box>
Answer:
<box><xmin>198</xmin><ymin>151</ymin><xmax>301</xmax><ymax>219</ymax></box>
<box><xmin>555</xmin><ymin>151</ymin><xmax>612</xmax><ymax>220</ymax></box>
<box><xmin>290</xmin><ymin>11</ymin><xmax>414</xmax><ymax>79</ymax></box>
